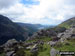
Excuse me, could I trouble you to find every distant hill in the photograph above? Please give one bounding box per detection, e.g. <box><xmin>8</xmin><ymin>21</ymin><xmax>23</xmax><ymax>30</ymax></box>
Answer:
<box><xmin>16</xmin><ymin>23</ymin><xmax>39</xmax><ymax>36</ymax></box>
<box><xmin>16</xmin><ymin>23</ymin><xmax>53</xmax><ymax>36</ymax></box>
<box><xmin>59</xmin><ymin>17</ymin><xmax>75</xmax><ymax>28</ymax></box>
<box><xmin>0</xmin><ymin>15</ymin><xmax>28</xmax><ymax>45</ymax></box>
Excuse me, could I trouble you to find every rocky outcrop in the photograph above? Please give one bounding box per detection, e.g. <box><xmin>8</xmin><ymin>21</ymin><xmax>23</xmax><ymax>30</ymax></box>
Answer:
<box><xmin>6</xmin><ymin>51</ymin><xmax>15</xmax><ymax>56</ymax></box>
<box><xmin>57</xmin><ymin>26</ymin><xmax>75</xmax><ymax>43</ymax></box>
<box><xmin>29</xmin><ymin>29</ymin><xmax>57</xmax><ymax>40</ymax></box>
<box><xmin>3</xmin><ymin>39</ymin><xmax>18</xmax><ymax>47</ymax></box>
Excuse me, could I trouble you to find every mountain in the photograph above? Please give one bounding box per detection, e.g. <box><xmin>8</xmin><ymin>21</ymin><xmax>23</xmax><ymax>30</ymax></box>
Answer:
<box><xmin>16</xmin><ymin>23</ymin><xmax>39</xmax><ymax>36</ymax></box>
<box><xmin>16</xmin><ymin>23</ymin><xmax>53</xmax><ymax>36</ymax></box>
<box><xmin>0</xmin><ymin>15</ymin><xmax>28</xmax><ymax>45</ymax></box>
<box><xmin>30</xmin><ymin>17</ymin><xmax>75</xmax><ymax>39</ymax></box>
<box><xmin>59</xmin><ymin>17</ymin><xmax>75</xmax><ymax>28</ymax></box>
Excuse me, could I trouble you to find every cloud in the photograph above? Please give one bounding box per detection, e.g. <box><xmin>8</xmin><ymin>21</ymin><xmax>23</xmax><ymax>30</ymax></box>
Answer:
<box><xmin>0</xmin><ymin>0</ymin><xmax>20</xmax><ymax>9</ymax></box>
<box><xmin>0</xmin><ymin>0</ymin><xmax>75</xmax><ymax>25</ymax></box>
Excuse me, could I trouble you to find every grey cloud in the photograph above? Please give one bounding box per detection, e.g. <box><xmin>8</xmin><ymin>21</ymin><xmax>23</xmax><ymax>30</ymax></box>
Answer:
<box><xmin>0</xmin><ymin>0</ymin><xmax>75</xmax><ymax>25</ymax></box>
<box><xmin>0</xmin><ymin>0</ymin><xmax>19</xmax><ymax>9</ymax></box>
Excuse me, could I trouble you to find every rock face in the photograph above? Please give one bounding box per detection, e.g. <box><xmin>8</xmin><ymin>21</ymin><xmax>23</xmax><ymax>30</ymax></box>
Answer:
<box><xmin>57</xmin><ymin>26</ymin><xmax>75</xmax><ymax>43</ymax></box>
<box><xmin>58</xmin><ymin>26</ymin><xmax>75</xmax><ymax>38</ymax></box>
<box><xmin>0</xmin><ymin>15</ymin><xmax>28</xmax><ymax>45</ymax></box>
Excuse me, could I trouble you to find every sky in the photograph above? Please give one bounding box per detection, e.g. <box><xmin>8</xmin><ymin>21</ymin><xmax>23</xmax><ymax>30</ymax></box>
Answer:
<box><xmin>0</xmin><ymin>0</ymin><xmax>75</xmax><ymax>25</ymax></box>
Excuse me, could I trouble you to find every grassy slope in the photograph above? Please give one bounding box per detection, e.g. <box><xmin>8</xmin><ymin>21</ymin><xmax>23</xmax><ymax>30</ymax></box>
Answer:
<box><xmin>54</xmin><ymin>39</ymin><xmax>75</xmax><ymax>51</ymax></box>
<box><xmin>58</xmin><ymin>18</ymin><xmax>75</xmax><ymax>29</ymax></box>
<box><xmin>38</xmin><ymin>39</ymin><xmax>75</xmax><ymax>56</ymax></box>
<box><xmin>24</xmin><ymin>17</ymin><xmax>75</xmax><ymax>56</ymax></box>
<box><xmin>26</xmin><ymin>37</ymin><xmax>52</xmax><ymax>43</ymax></box>
<box><xmin>24</xmin><ymin>44</ymin><xmax>51</xmax><ymax>56</ymax></box>
<box><xmin>26</xmin><ymin>37</ymin><xmax>75</xmax><ymax>56</ymax></box>
<box><xmin>0</xmin><ymin>37</ymin><xmax>75</xmax><ymax>56</ymax></box>
<box><xmin>26</xmin><ymin>37</ymin><xmax>52</xmax><ymax>56</ymax></box>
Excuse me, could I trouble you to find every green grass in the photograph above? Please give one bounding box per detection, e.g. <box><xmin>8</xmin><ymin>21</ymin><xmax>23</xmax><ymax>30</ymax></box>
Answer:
<box><xmin>25</xmin><ymin>37</ymin><xmax>52</xmax><ymax>56</ymax></box>
<box><xmin>26</xmin><ymin>37</ymin><xmax>75</xmax><ymax>56</ymax></box>
<box><xmin>59</xmin><ymin>23</ymin><xmax>70</xmax><ymax>29</ymax></box>
<box><xmin>1</xmin><ymin>37</ymin><xmax>74</xmax><ymax>56</ymax></box>
<box><xmin>25</xmin><ymin>51</ymin><xmax>33</xmax><ymax>56</ymax></box>
<box><xmin>38</xmin><ymin>43</ymin><xmax>51</xmax><ymax>56</ymax></box>
<box><xmin>24</xmin><ymin>43</ymin><xmax>51</xmax><ymax>56</ymax></box>
<box><xmin>0</xmin><ymin>53</ymin><xmax>5</xmax><ymax>56</ymax></box>
<box><xmin>58</xmin><ymin>18</ymin><xmax>75</xmax><ymax>29</ymax></box>
<box><xmin>26</xmin><ymin>37</ymin><xmax>52</xmax><ymax>43</ymax></box>
<box><xmin>54</xmin><ymin>40</ymin><xmax>75</xmax><ymax>51</ymax></box>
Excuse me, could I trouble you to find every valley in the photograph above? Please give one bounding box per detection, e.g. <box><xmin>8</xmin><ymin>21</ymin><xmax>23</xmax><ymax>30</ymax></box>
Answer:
<box><xmin>0</xmin><ymin>15</ymin><xmax>75</xmax><ymax>56</ymax></box>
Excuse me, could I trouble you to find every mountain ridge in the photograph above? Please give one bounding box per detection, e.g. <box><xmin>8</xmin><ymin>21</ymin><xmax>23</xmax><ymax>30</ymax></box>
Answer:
<box><xmin>16</xmin><ymin>22</ymin><xmax>54</xmax><ymax>36</ymax></box>
<box><xmin>0</xmin><ymin>15</ymin><xmax>28</xmax><ymax>45</ymax></box>
<box><xmin>58</xmin><ymin>17</ymin><xmax>75</xmax><ymax>28</ymax></box>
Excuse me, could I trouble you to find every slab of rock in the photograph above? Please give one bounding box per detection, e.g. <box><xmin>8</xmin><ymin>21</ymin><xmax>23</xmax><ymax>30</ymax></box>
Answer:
<box><xmin>6</xmin><ymin>51</ymin><xmax>14</xmax><ymax>56</ymax></box>
<box><xmin>26</xmin><ymin>46</ymin><xmax>32</xmax><ymax>49</ymax></box>
<box><xmin>57</xmin><ymin>33</ymin><xmax>64</xmax><ymax>38</ymax></box>
<box><xmin>50</xmin><ymin>48</ymin><xmax>59</xmax><ymax>56</ymax></box>
<box><xmin>30</xmin><ymin>44</ymin><xmax>38</xmax><ymax>53</ymax></box>
<box><xmin>48</xmin><ymin>41</ymin><xmax>57</xmax><ymax>47</ymax></box>
<box><xmin>32</xmin><ymin>44</ymin><xmax>38</xmax><ymax>49</ymax></box>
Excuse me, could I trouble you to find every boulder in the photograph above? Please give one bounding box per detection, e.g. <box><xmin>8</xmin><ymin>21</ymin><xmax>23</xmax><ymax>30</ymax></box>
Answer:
<box><xmin>3</xmin><ymin>39</ymin><xmax>18</xmax><ymax>48</ymax></box>
<box><xmin>26</xmin><ymin>46</ymin><xmax>32</xmax><ymax>50</ymax></box>
<box><xmin>32</xmin><ymin>44</ymin><xmax>38</xmax><ymax>49</ymax></box>
<box><xmin>6</xmin><ymin>51</ymin><xmax>15</xmax><ymax>56</ymax></box>
<box><xmin>48</xmin><ymin>41</ymin><xmax>57</xmax><ymax>47</ymax></box>
<box><xmin>50</xmin><ymin>48</ymin><xmax>59</xmax><ymax>56</ymax></box>
<box><xmin>57</xmin><ymin>33</ymin><xmax>64</xmax><ymax>38</ymax></box>
<box><xmin>24</xmin><ymin>42</ymin><xmax>33</xmax><ymax>47</ymax></box>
